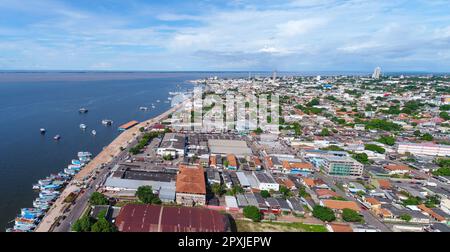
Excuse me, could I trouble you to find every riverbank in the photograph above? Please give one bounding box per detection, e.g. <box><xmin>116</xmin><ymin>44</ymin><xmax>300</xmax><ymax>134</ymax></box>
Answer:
<box><xmin>35</xmin><ymin>100</ymin><xmax>189</xmax><ymax>232</ymax></box>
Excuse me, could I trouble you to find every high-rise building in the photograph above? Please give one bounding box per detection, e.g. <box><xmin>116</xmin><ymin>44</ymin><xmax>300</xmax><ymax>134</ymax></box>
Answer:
<box><xmin>321</xmin><ymin>156</ymin><xmax>364</xmax><ymax>178</ymax></box>
<box><xmin>372</xmin><ymin>66</ymin><xmax>382</xmax><ymax>79</ymax></box>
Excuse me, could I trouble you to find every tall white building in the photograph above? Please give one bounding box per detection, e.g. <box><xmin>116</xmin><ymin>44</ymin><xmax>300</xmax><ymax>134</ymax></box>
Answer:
<box><xmin>397</xmin><ymin>142</ymin><xmax>450</xmax><ymax>157</ymax></box>
<box><xmin>372</xmin><ymin>67</ymin><xmax>382</xmax><ymax>79</ymax></box>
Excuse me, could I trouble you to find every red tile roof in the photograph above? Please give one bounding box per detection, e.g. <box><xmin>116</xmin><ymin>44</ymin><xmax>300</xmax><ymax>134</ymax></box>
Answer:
<box><xmin>322</xmin><ymin>200</ymin><xmax>361</xmax><ymax>212</ymax></box>
<box><xmin>328</xmin><ymin>223</ymin><xmax>353</xmax><ymax>232</ymax></box>
<box><xmin>176</xmin><ymin>164</ymin><xmax>206</xmax><ymax>195</ymax></box>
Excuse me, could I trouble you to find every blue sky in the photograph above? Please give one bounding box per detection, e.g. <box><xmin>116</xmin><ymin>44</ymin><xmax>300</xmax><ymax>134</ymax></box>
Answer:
<box><xmin>0</xmin><ymin>0</ymin><xmax>450</xmax><ymax>71</ymax></box>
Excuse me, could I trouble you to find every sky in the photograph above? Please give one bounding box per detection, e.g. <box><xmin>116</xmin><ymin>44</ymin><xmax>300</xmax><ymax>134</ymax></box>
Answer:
<box><xmin>0</xmin><ymin>0</ymin><xmax>450</xmax><ymax>72</ymax></box>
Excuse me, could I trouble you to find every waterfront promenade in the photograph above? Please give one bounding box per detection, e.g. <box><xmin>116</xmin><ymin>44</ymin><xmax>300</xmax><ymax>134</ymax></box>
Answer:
<box><xmin>35</xmin><ymin>100</ymin><xmax>189</xmax><ymax>232</ymax></box>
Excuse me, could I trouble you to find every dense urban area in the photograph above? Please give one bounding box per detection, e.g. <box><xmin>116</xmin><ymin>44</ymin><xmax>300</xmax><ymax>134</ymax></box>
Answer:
<box><xmin>13</xmin><ymin>69</ymin><xmax>450</xmax><ymax>233</ymax></box>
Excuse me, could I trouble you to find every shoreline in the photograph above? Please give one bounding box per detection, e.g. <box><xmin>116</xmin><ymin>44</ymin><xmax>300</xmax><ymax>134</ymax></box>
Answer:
<box><xmin>35</xmin><ymin>99</ymin><xmax>189</xmax><ymax>232</ymax></box>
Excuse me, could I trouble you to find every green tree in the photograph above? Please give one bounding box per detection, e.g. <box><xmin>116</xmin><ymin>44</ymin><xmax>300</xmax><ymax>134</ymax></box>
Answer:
<box><xmin>320</xmin><ymin>128</ymin><xmax>331</xmax><ymax>136</ymax></box>
<box><xmin>136</xmin><ymin>186</ymin><xmax>161</xmax><ymax>204</ymax></box>
<box><xmin>260</xmin><ymin>190</ymin><xmax>271</xmax><ymax>198</ymax></box>
<box><xmin>254</xmin><ymin>127</ymin><xmax>263</xmax><ymax>134</ymax></box>
<box><xmin>89</xmin><ymin>192</ymin><xmax>109</xmax><ymax>205</ymax></box>
<box><xmin>312</xmin><ymin>206</ymin><xmax>336</xmax><ymax>222</ymax></box>
<box><xmin>400</xmin><ymin>214</ymin><xmax>412</xmax><ymax>222</ymax></box>
<box><xmin>243</xmin><ymin>206</ymin><xmax>262</xmax><ymax>222</ymax></box>
<box><xmin>403</xmin><ymin>196</ymin><xmax>422</xmax><ymax>206</ymax></box>
<box><xmin>91</xmin><ymin>218</ymin><xmax>116</xmax><ymax>232</ymax></box>
<box><xmin>376</xmin><ymin>135</ymin><xmax>396</xmax><ymax>146</ymax></box>
<box><xmin>364</xmin><ymin>144</ymin><xmax>386</xmax><ymax>154</ymax></box>
<box><xmin>307</xmin><ymin>98</ymin><xmax>320</xmax><ymax>107</ymax></box>
<box><xmin>342</xmin><ymin>208</ymin><xmax>364</xmax><ymax>223</ymax></box>
<box><xmin>421</xmin><ymin>133</ymin><xmax>433</xmax><ymax>141</ymax></box>
<box><xmin>279</xmin><ymin>186</ymin><xmax>293</xmax><ymax>199</ymax></box>
<box><xmin>440</xmin><ymin>112</ymin><xmax>450</xmax><ymax>120</ymax></box>
<box><xmin>320</xmin><ymin>145</ymin><xmax>344</xmax><ymax>151</ymax></box>
<box><xmin>352</xmin><ymin>153</ymin><xmax>369</xmax><ymax>164</ymax></box>
<box><xmin>71</xmin><ymin>215</ymin><xmax>93</xmax><ymax>232</ymax></box>
<box><xmin>211</xmin><ymin>183</ymin><xmax>225</xmax><ymax>196</ymax></box>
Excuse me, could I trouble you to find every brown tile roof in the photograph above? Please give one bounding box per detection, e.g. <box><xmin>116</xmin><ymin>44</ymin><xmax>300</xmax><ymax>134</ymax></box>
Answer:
<box><xmin>322</xmin><ymin>200</ymin><xmax>361</xmax><ymax>212</ymax></box>
<box><xmin>328</xmin><ymin>223</ymin><xmax>353</xmax><ymax>232</ymax></box>
<box><xmin>315</xmin><ymin>189</ymin><xmax>339</xmax><ymax>198</ymax></box>
<box><xmin>252</xmin><ymin>156</ymin><xmax>261</xmax><ymax>166</ymax></box>
<box><xmin>176</xmin><ymin>164</ymin><xmax>206</xmax><ymax>195</ymax></box>
<box><xmin>227</xmin><ymin>154</ymin><xmax>237</xmax><ymax>167</ymax></box>
<box><xmin>115</xmin><ymin>204</ymin><xmax>229</xmax><ymax>232</ymax></box>
<box><xmin>384</xmin><ymin>164</ymin><xmax>411</xmax><ymax>171</ymax></box>
<box><xmin>418</xmin><ymin>204</ymin><xmax>445</xmax><ymax>222</ymax></box>
<box><xmin>303</xmin><ymin>178</ymin><xmax>315</xmax><ymax>187</ymax></box>
<box><xmin>209</xmin><ymin>156</ymin><xmax>217</xmax><ymax>167</ymax></box>
<box><xmin>365</xmin><ymin>197</ymin><xmax>381</xmax><ymax>206</ymax></box>
<box><xmin>265</xmin><ymin>156</ymin><xmax>274</xmax><ymax>169</ymax></box>
<box><xmin>378</xmin><ymin>179</ymin><xmax>391</xmax><ymax>189</ymax></box>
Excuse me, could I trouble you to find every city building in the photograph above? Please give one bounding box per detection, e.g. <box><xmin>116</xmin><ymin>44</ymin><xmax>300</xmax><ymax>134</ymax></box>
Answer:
<box><xmin>321</xmin><ymin>156</ymin><xmax>364</xmax><ymax>178</ymax></box>
<box><xmin>115</xmin><ymin>204</ymin><xmax>231</xmax><ymax>232</ymax></box>
<box><xmin>175</xmin><ymin>164</ymin><xmax>206</xmax><ymax>206</ymax></box>
<box><xmin>397</xmin><ymin>142</ymin><xmax>450</xmax><ymax>157</ymax></box>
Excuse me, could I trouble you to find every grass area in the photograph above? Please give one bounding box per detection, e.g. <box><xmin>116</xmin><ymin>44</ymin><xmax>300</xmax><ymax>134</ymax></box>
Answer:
<box><xmin>236</xmin><ymin>220</ymin><xmax>327</xmax><ymax>232</ymax></box>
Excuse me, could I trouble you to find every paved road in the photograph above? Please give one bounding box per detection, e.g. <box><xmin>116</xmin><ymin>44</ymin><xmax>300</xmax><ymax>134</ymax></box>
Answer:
<box><xmin>315</xmin><ymin>173</ymin><xmax>392</xmax><ymax>232</ymax></box>
<box><xmin>54</xmin><ymin>149</ymin><xmax>129</xmax><ymax>231</ymax></box>
<box><xmin>47</xmin><ymin>101</ymin><xmax>189</xmax><ymax>232</ymax></box>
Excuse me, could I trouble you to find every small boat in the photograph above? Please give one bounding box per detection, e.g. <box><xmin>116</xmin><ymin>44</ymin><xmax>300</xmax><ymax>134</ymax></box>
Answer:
<box><xmin>71</xmin><ymin>159</ymin><xmax>82</xmax><ymax>165</ymax></box>
<box><xmin>151</xmin><ymin>104</ymin><xmax>156</xmax><ymax>109</ymax></box>
<box><xmin>167</xmin><ymin>97</ymin><xmax>172</xmax><ymax>101</ymax></box>
<box><xmin>91</xmin><ymin>130</ymin><xmax>97</xmax><ymax>136</ymax></box>
<box><xmin>41</xmin><ymin>184</ymin><xmax>61</xmax><ymax>190</ymax></box>
<box><xmin>78</xmin><ymin>152</ymin><xmax>92</xmax><ymax>158</ymax></box>
<box><xmin>32</xmin><ymin>184</ymin><xmax>41</xmax><ymax>190</ymax></box>
<box><xmin>80</xmin><ymin>124</ymin><xmax>87</xmax><ymax>130</ymax></box>
<box><xmin>156</xmin><ymin>99</ymin><xmax>160</xmax><ymax>103</ymax></box>
<box><xmin>21</xmin><ymin>208</ymin><xmax>43</xmax><ymax>216</ymax></box>
<box><xmin>40</xmin><ymin>128</ymin><xmax>46</xmax><ymax>134</ymax></box>
<box><xmin>38</xmin><ymin>179</ymin><xmax>52</xmax><ymax>186</ymax></box>
<box><xmin>102</xmin><ymin>119</ymin><xmax>113</xmax><ymax>126</ymax></box>
<box><xmin>79</xmin><ymin>108</ymin><xmax>88</xmax><ymax>113</ymax></box>
<box><xmin>68</xmin><ymin>164</ymin><xmax>81</xmax><ymax>170</ymax></box>
<box><xmin>13</xmin><ymin>223</ymin><xmax>36</xmax><ymax>231</ymax></box>
<box><xmin>6</xmin><ymin>228</ymin><xmax>28</xmax><ymax>232</ymax></box>
<box><xmin>54</xmin><ymin>135</ymin><xmax>61</xmax><ymax>141</ymax></box>
<box><xmin>64</xmin><ymin>168</ymin><xmax>77</xmax><ymax>175</ymax></box>
<box><xmin>139</xmin><ymin>106</ymin><xmax>148</xmax><ymax>111</ymax></box>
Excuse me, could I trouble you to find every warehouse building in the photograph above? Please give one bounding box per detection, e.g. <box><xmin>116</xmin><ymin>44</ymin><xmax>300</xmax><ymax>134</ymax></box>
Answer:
<box><xmin>175</xmin><ymin>164</ymin><xmax>206</xmax><ymax>206</ymax></box>
<box><xmin>115</xmin><ymin>204</ymin><xmax>231</xmax><ymax>232</ymax></box>
<box><xmin>208</xmin><ymin>139</ymin><xmax>253</xmax><ymax>157</ymax></box>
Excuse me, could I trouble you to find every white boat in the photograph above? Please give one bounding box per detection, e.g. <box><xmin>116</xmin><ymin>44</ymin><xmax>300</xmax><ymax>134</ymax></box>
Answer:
<box><xmin>151</xmin><ymin>104</ymin><xmax>156</xmax><ymax>109</ymax></box>
<box><xmin>40</xmin><ymin>128</ymin><xmax>46</xmax><ymax>134</ymax></box>
<box><xmin>91</xmin><ymin>130</ymin><xmax>97</xmax><ymax>136</ymax></box>
<box><xmin>139</xmin><ymin>106</ymin><xmax>148</xmax><ymax>111</ymax></box>
<box><xmin>79</xmin><ymin>108</ymin><xmax>88</xmax><ymax>113</ymax></box>
<box><xmin>78</xmin><ymin>152</ymin><xmax>92</xmax><ymax>158</ymax></box>
<box><xmin>102</xmin><ymin>119</ymin><xmax>113</xmax><ymax>126</ymax></box>
<box><xmin>80</xmin><ymin>124</ymin><xmax>87</xmax><ymax>130</ymax></box>
<box><xmin>156</xmin><ymin>99</ymin><xmax>160</xmax><ymax>103</ymax></box>
<box><xmin>54</xmin><ymin>135</ymin><xmax>61</xmax><ymax>141</ymax></box>
<box><xmin>167</xmin><ymin>97</ymin><xmax>172</xmax><ymax>100</ymax></box>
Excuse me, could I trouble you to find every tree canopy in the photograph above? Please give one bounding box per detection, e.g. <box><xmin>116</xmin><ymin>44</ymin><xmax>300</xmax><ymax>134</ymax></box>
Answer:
<box><xmin>243</xmin><ymin>206</ymin><xmax>262</xmax><ymax>222</ymax></box>
<box><xmin>136</xmin><ymin>186</ymin><xmax>161</xmax><ymax>204</ymax></box>
<box><xmin>89</xmin><ymin>192</ymin><xmax>109</xmax><ymax>205</ymax></box>
<box><xmin>312</xmin><ymin>206</ymin><xmax>336</xmax><ymax>222</ymax></box>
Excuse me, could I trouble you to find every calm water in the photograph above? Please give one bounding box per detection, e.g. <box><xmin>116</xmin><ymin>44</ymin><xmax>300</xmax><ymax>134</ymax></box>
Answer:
<box><xmin>0</xmin><ymin>72</ymin><xmax>265</xmax><ymax>230</ymax></box>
